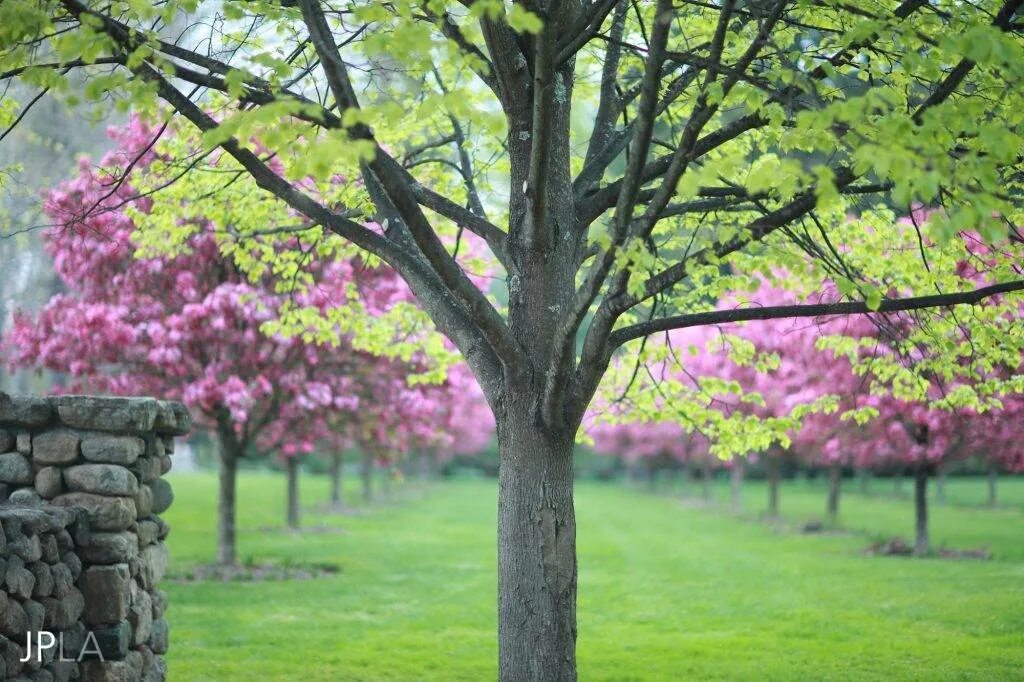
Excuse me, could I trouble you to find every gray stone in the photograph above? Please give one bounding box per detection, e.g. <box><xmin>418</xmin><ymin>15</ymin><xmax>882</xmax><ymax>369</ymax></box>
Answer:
<box><xmin>59</xmin><ymin>622</ymin><xmax>86</xmax><ymax>660</ymax></box>
<box><xmin>54</xmin><ymin>529</ymin><xmax>73</xmax><ymax>552</ymax></box>
<box><xmin>0</xmin><ymin>429</ymin><xmax>13</xmax><ymax>452</ymax></box>
<box><xmin>28</xmin><ymin>561</ymin><xmax>54</xmax><ymax>597</ymax></box>
<box><xmin>147</xmin><ymin>618</ymin><xmax>168</xmax><ymax>655</ymax></box>
<box><xmin>0</xmin><ymin>506</ymin><xmax>73</xmax><ymax>534</ymax></box>
<box><xmin>131</xmin><ymin>457</ymin><xmax>161</xmax><ymax>484</ymax></box>
<box><xmin>149</xmin><ymin>479</ymin><xmax>173</xmax><ymax>515</ymax></box>
<box><xmin>32</xmin><ymin>669</ymin><xmax>54</xmax><ymax>682</ymax></box>
<box><xmin>5</xmin><ymin>563</ymin><xmax>34</xmax><ymax>598</ymax></box>
<box><xmin>80</xmin><ymin>564</ymin><xmax>131</xmax><ymax>625</ymax></box>
<box><xmin>0</xmin><ymin>451</ymin><xmax>34</xmax><ymax>484</ymax></box>
<box><xmin>161</xmin><ymin>435</ymin><xmax>174</xmax><ymax>454</ymax></box>
<box><xmin>137</xmin><ymin>644</ymin><xmax>164</xmax><ymax>682</ymax></box>
<box><xmin>166</xmin><ymin>402</ymin><xmax>192</xmax><ymax>436</ymax></box>
<box><xmin>81</xmin><ymin>532</ymin><xmax>138</xmax><ymax>564</ymax></box>
<box><xmin>0</xmin><ymin>394</ymin><xmax>52</xmax><ymax>427</ymax></box>
<box><xmin>0</xmin><ymin>596</ymin><xmax>27</xmax><ymax>636</ymax></box>
<box><xmin>128</xmin><ymin>586</ymin><xmax>152</xmax><ymax>645</ymax></box>
<box><xmin>135</xmin><ymin>485</ymin><xmax>153</xmax><ymax>519</ymax></box>
<box><xmin>146</xmin><ymin>437</ymin><xmax>164</xmax><ymax>459</ymax></box>
<box><xmin>8</xmin><ymin>488</ymin><xmax>42</xmax><ymax>507</ymax></box>
<box><xmin>139</xmin><ymin>542</ymin><xmax>168</xmax><ymax>589</ymax></box>
<box><xmin>34</xmin><ymin>467</ymin><xmax>63</xmax><ymax>499</ymax></box>
<box><xmin>62</xmin><ymin>552</ymin><xmax>82</xmax><ymax>581</ymax></box>
<box><xmin>80</xmin><ymin>659</ymin><xmax>137</xmax><ymax>681</ymax></box>
<box><xmin>50</xmin><ymin>562</ymin><xmax>74</xmax><ymax>598</ymax></box>
<box><xmin>22</xmin><ymin>598</ymin><xmax>44</xmax><ymax>632</ymax></box>
<box><xmin>42</xmin><ymin>587</ymin><xmax>85</xmax><ymax>629</ymax></box>
<box><xmin>40</xmin><ymin>533</ymin><xmax>59</xmax><ymax>563</ymax></box>
<box><xmin>52</xmin><ymin>493</ymin><xmax>136</xmax><ymax>531</ymax></box>
<box><xmin>0</xmin><ymin>482</ymin><xmax>10</xmax><ymax>503</ymax></box>
<box><xmin>55</xmin><ymin>396</ymin><xmax>158</xmax><ymax>435</ymax></box>
<box><xmin>159</xmin><ymin>456</ymin><xmax>172</xmax><ymax>475</ymax></box>
<box><xmin>150</xmin><ymin>589</ymin><xmax>167</xmax><ymax>620</ymax></box>
<box><xmin>81</xmin><ymin>434</ymin><xmax>145</xmax><ymax>465</ymax></box>
<box><xmin>156</xmin><ymin>518</ymin><xmax>170</xmax><ymax>541</ymax></box>
<box><xmin>9</xmin><ymin>532</ymin><xmax>41</xmax><ymax>562</ymax></box>
<box><xmin>16</xmin><ymin>432</ymin><xmax>31</xmax><ymax>454</ymax></box>
<box><xmin>32</xmin><ymin>430</ymin><xmax>80</xmax><ymax>465</ymax></box>
<box><xmin>66</xmin><ymin>508</ymin><xmax>91</xmax><ymax>547</ymax></box>
<box><xmin>0</xmin><ymin>634</ymin><xmax>25</xmax><ymax>677</ymax></box>
<box><xmin>64</xmin><ymin>464</ymin><xmax>138</xmax><ymax>497</ymax></box>
<box><xmin>51</xmin><ymin>660</ymin><xmax>79</xmax><ymax>682</ymax></box>
<box><xmin>137</xmin><ymin>520</ymin><xmax>159</xmax><ymax>546</ymax></box>
<box><xmin>91</xmin><ymin>620</ymin><xmax>132</xmax><ymax>660</ymax></box>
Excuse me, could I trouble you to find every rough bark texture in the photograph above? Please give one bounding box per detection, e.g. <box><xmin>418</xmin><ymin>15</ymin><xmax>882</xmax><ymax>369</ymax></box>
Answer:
<box><xmin>914</xmin><ymin>467</ymin><xmax>929</xmax><ymax>556</ymax></box>
<box><xmin>766</xmin><ymin>456</ymin><xmax>780</xmax><ymax>517</ymax></box>
<box><xmin>497</xmin><ymin>409</ymin><xmax>577</xmax><ymax>682</ymax></box>
<box><xmin>329</xmin><ymin>452</ymin><xmax>343</xmax><ymax>507</ymax></box>
<box><xmin>826</xmin><ymin>464</ymin><xmax>841</xmax><ymax>523</ymax></box>
<box><xmin>217</xmin><ymin>439</ymin><xmax>239</xmax><ymax>566</ymax></box>
<box><xmin>730</xmin><ymin>459</ymin><xmax>744</xmax><ymax>513</ymax></box>
<box><xmin>286</xmin><ymin>456</ymin><xmax>300</xmax><ymax>530</ymax></box>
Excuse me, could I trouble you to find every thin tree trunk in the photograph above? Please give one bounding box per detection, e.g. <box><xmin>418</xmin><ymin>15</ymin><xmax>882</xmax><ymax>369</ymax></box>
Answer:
<box><xmin>497</xmin><ymin>415</ymin><xmax>576</xmax><ymax>682</ymax></box>
<box><xmin>766</xmin><ymin>456</ymin><xmax>780</xmax><ymax>517</ymax></box>
<box><xmin>988</xmin><ymin>463</ymin><xmax>998</xmax><ymax>507</ymax></box>
<box><xmin>826</xmin><ymin>463</ymin><xmax>841</xmax><ymax>524</ymax></box>
<box><xmin>730</xmin><ymin>458</ymin><xmax>744</xmax><ymax>513</ymax></box>
<box><xmin>216</xmin><ymin>435</ymin><xmax>239</xmax><ymax>566</ymax></box>
<box><xmin>286</xmin><ymin>456</ymin><xmax>300</xmax><ymax>530</ymax></box>
<box><xmin>329</xmin><ymin>452</ymin><xmax>343</xmax><ymax>507</ymax></box>
<box><xmin>914</xmin><ymin>467</ymin><xmax>929</xmax><ymax>556</ymax></box>
<box><xmin>361</xmin><ymin>450</ymin><xmax>373</xmax><ymax>504</ymax></box>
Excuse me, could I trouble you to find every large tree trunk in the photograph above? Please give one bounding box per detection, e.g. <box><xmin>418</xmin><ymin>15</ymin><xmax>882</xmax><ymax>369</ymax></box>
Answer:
<box><xmin>215</xmin><ymin>431</ymin><xmax>241</xmax><ymax>566</ymax></box>
<box><xmin>329</xmin><ymin>452</ymin><xmax>344</xmax><ymax>508</ymax></box>
<box><xmin>766</xmin><ymin>456</ymin><xmax>780</xmax><ymax>517</ymax></box>
<box><xmin>497</xmin><ymin>412</ymin><xmax>577</xmax><ymax>681</ymax></box>
<box><xmin>361</xmin><ymin>450</ymin><xmax>373</xmax><ymax>504</ymax></box>
<box><xmin>826</xmin><ymin>463</ymin><xmax>841</xmax><ymax>524</ymax></box>
<box><xmin>988</xmin><ymin>463</ymin><xmax>998</xmax><ymax>507</ymax></box>
<box><xmin>730</xmin><ymin>458</ymin><xmax>744</xmax><ymax>513</ymax></box>
<box><xmin>914</xmin><ymin>467</ymin><xmax>929</xmax><ymax>556</ymax></box>
<box><xmin>286</xmin><ymin>456</ymin><xmax>300</xmax><ymax>530</ymax></box>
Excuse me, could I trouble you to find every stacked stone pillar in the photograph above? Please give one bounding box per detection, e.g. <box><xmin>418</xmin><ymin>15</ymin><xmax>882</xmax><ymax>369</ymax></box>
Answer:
<box><xmin>0</xmin><ymin>394</ymin><xmax>190</xmax><ymax>681</ymax></box>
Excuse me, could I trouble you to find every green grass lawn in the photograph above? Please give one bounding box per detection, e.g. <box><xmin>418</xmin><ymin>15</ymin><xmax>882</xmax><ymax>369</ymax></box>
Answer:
<box><xmin>162</xmin><ymin>472</ymin><xmax>1024</xmax><ymax>680</ymax></box>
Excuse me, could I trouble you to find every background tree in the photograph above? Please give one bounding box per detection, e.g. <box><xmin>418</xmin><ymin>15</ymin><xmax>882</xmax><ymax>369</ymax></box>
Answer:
<box><xmin>5</xmin><ymin>119</ymin><xmax>445</xmax><ymax>564</ymax></box>
<box><xmin>5</xmin><ymin>2</ymin><xmax>1024</xmax><ymax>678</ymax></box>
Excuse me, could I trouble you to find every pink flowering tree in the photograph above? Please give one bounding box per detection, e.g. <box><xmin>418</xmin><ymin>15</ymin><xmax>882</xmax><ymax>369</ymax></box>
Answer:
<box><xmin>5</xmin><ymin>120</ymin><xmax>446</xmax><ymax>563</ymax></box>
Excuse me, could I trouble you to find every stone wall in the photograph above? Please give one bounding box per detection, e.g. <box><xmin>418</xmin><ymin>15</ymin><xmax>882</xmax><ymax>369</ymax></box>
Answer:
<box><xmin>0</xmin><ymin>394</ymin><xmax>191</xmax><ymax>681</ymax></box>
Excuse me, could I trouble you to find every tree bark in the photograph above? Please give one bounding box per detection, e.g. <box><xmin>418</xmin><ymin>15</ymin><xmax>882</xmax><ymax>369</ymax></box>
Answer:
<box><xmin>497</xmin><ymin>413</ymin><xmax>577</xmax><ymax>682</ymax></box>
<box><xmin>286</xmin><ymin>456</ymin><xmax>300</xmax><ymax>530</ymax></box>
<box><xmin>914</xmin><ymin>467</ymin><xmax>929</xmax><ymax>556</ymax></box>
<box><xmin>216</xmin><ymin>435</ymin><xmax>239</xmax><ymax>566</ymax></box>
<box><xmin>826</xmin><ymin>464</ymin><xmax>841</xmax><ymax>524</ymax></box>
<box><xmin>361</xmin><ymin>450</ymin><xmax>373</xmax><ymax>504</ymax></box>
<box><xmin>329</xmin><ymin>452</ymin><xmax>343</xmax><ymax>508</ymax></box>
<box><xmin>730</xmin><ymin>458</ymin><xmax>744</xmax><ymax>513</ymax></box>
<box><xmin>766</xmin><ymin>456</ymin><xmax>780</xmax><ymax>517</ymax></box>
